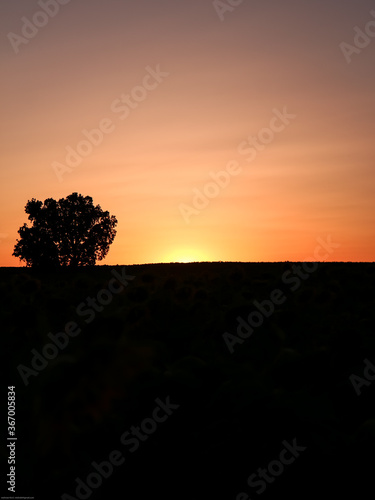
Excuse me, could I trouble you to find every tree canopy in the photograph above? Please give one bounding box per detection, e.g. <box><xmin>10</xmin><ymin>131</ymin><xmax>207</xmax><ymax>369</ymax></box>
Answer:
<box><xmin>13</xmin><ymin>193</ymin><xmax>117</xmax><ymax>267</ymax></box>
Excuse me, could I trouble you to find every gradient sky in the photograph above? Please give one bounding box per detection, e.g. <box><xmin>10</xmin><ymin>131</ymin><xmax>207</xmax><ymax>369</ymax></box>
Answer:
<box><xmin>1</xmin><ymin>0</ymin><xmax>375</xmax><ymax>266</ymax></box>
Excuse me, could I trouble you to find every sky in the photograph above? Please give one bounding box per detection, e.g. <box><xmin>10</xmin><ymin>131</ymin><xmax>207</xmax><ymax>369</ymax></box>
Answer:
<box><xmin>1</xmin><ymin>0</ymin><xmax>375</xmax><ymax>266</ymax></box>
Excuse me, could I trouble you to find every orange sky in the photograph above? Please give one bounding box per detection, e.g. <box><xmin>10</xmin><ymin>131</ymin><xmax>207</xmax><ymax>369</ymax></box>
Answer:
<box><xmin>1</xmin><ymin>0</ymin><xmax>375</xmax><ymax>266</ymax></box>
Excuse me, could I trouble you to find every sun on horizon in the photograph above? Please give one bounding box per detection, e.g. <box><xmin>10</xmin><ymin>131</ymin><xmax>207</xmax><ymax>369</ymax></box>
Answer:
<box><xmin>162</xmin><ymin>248</ymin><xmax>211</xmax><ymax>264</ymax></box>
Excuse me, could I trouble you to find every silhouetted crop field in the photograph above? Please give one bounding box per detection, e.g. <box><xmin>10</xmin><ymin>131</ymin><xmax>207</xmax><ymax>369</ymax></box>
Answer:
<box><xmin>2</xmin><ymin>262</ymin><xmax>375</xmax><ymax>499</ymax></box>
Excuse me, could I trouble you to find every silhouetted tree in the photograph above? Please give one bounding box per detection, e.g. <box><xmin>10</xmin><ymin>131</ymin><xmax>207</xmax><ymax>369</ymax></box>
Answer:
<box><xmin>13</xmin><ymin>193</ymin><xmax>117</xmax><ymax>268</ymax></box>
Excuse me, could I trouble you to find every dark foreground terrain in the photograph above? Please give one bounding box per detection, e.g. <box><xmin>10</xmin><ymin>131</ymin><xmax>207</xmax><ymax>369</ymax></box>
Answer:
<box><xmin>2</xmin><ymin>262</ymin><xmax>375</xmax><ymax>499</ymax></box>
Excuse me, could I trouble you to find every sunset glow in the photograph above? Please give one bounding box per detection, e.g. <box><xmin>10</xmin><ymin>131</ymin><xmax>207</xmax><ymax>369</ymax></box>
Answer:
<box><xmin>163</xmin><ymin>248</ymin><xmax>211</xmax><ymax>264</ymax></box>
<box><xmin>1</xmin><ymin>1</ymin><xmax>375</xmax><ymax>266</ymax></box>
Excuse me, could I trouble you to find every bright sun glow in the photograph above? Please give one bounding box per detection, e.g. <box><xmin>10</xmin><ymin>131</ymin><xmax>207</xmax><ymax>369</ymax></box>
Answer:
<box><xmin>163</xmin><ymin>248</ymin><xmax>210</xmax><ymax>263</ymax></box>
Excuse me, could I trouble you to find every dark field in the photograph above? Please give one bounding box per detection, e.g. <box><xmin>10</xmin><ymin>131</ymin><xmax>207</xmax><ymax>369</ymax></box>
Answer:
<box><xmin>2</xmin><ymin>262</ymin><xmax>375</xmax><ymax>499</ymax></box>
